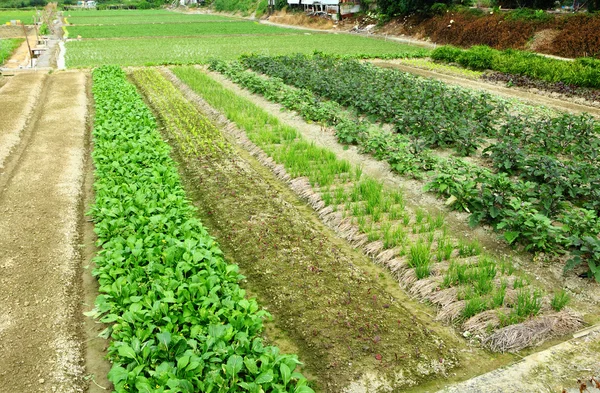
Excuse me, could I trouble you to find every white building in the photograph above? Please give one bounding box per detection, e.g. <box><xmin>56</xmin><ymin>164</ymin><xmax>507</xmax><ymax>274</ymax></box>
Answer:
<box><xmin>287</xmin><ymin>0</ymin><xmax>360</xmax><ymax>19</ymax></box>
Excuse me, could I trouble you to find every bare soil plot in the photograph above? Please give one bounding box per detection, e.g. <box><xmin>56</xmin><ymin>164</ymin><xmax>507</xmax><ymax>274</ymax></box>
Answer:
<box><xmin>0</xmin><ymin>71</ymin><xmax>87</xmax><ymax>393</ymax></box>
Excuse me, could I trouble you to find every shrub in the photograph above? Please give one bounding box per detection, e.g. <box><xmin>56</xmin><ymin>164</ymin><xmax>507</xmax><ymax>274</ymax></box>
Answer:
<box><xmin>457</xmin><ymin>45</ymin><xmax>496</xmax><ymax>70</ymax></box>
<box><xmin>430</xmin><ymin>2</ymin><xmax>448</xmax><ymax>14</ymax></box>
<box><xmin>431</xmin><ymin>45</ymin><xmax>463</xmax><ymax>62</ymax></box>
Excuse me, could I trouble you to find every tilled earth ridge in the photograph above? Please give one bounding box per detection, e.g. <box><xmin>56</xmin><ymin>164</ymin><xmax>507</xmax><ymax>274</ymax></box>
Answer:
<box><xmin>0</xmin><ymin>71</ymin><xmax>87</xmax><ymax>393</ymax></box>
<box><xmin>0</xmin><ymin>72</ymin><xmax>45</xmax><ymax>170</ymax></box>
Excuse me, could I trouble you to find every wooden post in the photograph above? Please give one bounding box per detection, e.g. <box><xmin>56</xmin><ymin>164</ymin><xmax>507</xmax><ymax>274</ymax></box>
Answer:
<box><xmin>21</xmin><ymin>23</ymin><xmax>33</xmax><ymax>68</ymax></box>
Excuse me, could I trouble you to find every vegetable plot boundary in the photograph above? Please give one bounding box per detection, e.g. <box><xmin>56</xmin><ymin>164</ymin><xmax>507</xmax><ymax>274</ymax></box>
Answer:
<box><xmin>169</xmin><ymin>66</ymin><xmax>583</xmax><ymax>353</ymax></box>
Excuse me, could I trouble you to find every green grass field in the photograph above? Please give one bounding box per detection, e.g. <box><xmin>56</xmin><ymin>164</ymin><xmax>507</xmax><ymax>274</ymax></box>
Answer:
<box><xmin>66</xmin><ymin>33</ymin><xmax>428</xmax><ymax>67</ymax></box>
<box><xmin>63</xmin><ymin>9</ymin><xmax>429</xmax><ymax>67</ymax></box>
<box><xmin>0</xmin><ymin>10</ymin><xmax>37</xmax><ymax>25</ymax></box>
<box><xmin>69</xmin><ymin>20</ymin><xmax>298</xmax><ymax>38</ymax></box>
<box><xmin>65</xmin><ymin>9</ymin><xmax>234</xmax><ymax>25</ymax></box>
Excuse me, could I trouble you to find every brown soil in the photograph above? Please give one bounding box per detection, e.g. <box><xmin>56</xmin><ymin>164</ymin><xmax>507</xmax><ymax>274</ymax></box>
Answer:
<box><xmin>527</xmin><ymin>28</ymin><xmax>560</xmax><ymax>52</ymax></box>
<box><xmin>268</xmin><ymin>10</ymin><xmax>334</xmax><ymax>30</ymax></box>
<box><xmin>0</xmin><ymin>72</ymin><xmax>45</xmax><ymax>170</ymax></box>
<box><xmin>80</xmin><ymin>73</ymin><xmax>113</xmax><ymax>393</ymax></box>
<box><xmin>0</xmin><ymin>70</ymin><xmax>110</xmax><ymax>393</ymax></box>
<box><xmin>0</xmin><ymin>25</ymin><xmax>33</xmax><ymax>39</ymax></box>
<box><xmin>0</xmin><ymin>71</ymin><xmax>86</xmax><ymax>392</ymax></box>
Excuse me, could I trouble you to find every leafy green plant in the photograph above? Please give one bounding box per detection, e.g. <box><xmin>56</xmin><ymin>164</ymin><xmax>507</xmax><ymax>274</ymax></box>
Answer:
<box><xmin>513</xmin><ymin>289</ymin><xmax>543</xmax><ymax>319</ymax></box>
<box><xmin>566</xmin><ymin>236</ymin><xmax>600</xmax><ymax>282</ymax></box>
<box><xmin>211</xmin><ymin>55</ymin><xmax>600</xmax><ymax>277</ymax></box>
<box><xmin>458</xmin><ymin>239</ymin><xmax>482</xmax><ymax>257</ymax></box>
<box><xmin>463</xmin><ymin>296</ymin><xmax>489</xmax><ymax>319</ymax></box>
<box><xmin>430</xmin><ymin>45</ymin><xmax>463</xmax><ymax>63</ymax></box>
<box><xmin>456</xmin><ymin>45</ymin><xmax>496</xmax><ymax>71</ymax></box>
<box><xmin>498</xmin><ymin>198</ymin><xmax>564</xmax><ymax>252</ymax></box>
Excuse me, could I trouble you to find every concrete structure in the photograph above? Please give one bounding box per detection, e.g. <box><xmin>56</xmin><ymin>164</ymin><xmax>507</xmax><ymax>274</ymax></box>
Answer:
<box><xmin>287</xmin><ymin>0</ymin><xmax>360</xmax><ymax>18</ymax></box>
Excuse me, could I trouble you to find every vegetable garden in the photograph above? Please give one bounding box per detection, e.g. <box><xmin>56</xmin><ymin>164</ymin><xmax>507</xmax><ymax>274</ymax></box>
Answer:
<box><xmin>2</xmin><ymin>7</ymin><xmax>600</xmax><ymax>393</ymax></box>
<box><xmin>215</xmin><ymin>54</ymin><xmax>600</xmax><ymax>280</ymax></box>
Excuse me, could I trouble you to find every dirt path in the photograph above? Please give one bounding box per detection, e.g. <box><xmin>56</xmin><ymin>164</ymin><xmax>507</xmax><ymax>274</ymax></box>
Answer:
<box><xmin>439</xmin><ymin>329</ymin><xmax>600</xmax><ymax>393</ymax></box>
<box><xmin>371</xmin><ymin>60</ymin><xmax>600</xmax><ymax>117</ymax></box>
<box><xmin>0</xmin><ymin>72</ymin><xmax>45</xmax><ymax>170</ymax></box>
<box><xmin>0</xmin><ymin>71</ymin><xmax>87</xmax><ymax>393</ymax></box>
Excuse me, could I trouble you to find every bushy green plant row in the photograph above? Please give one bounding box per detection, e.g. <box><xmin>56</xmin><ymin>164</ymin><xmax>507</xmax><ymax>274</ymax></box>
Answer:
<box><xmin>240</xmin><ymin>54</ymin><xmax>600</xmax><ymax>212</ymax></box>
<box><xmin>209</xmin><ymin>59</ymin><xmax>600</xmax><ymax>281</ymax></box>
<box><xmin>88</xmin><ymin>65</ymin><xmax>313</xmax><ymax>393</ymax></box>
<box><xmin>431</xmin><ymin>45</ymin><xmax>600</xmax><ymax>88</ymax></box>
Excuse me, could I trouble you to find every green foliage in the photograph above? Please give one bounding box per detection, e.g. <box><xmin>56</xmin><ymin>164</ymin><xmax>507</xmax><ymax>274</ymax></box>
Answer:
<box><xmin>430</xmin><ymin>2</ymin><xmax>448</xmax><ymax>14</ymax></box>
<box><xmin>377</xmin><ymin>0</ymin><xmax>451</xmax><ymax>16</ymax></box>
<box><xmin>456</xmin><ymin>45</ymin><xmax>495</xmax><ymax>70</ymax></box>
<box><xmin>504</xmin><ymin>8</ymin><xmax>552</xmax><ymax>22</ymax></box>
<box><xmin>408</xmin><ymin>240</ymin><xmax>432</xmax><ymax>278</ymax></box>
<box><xmin>497</xmin><ymin>198</ymin><xmax>564</xmax><ymax>252</ymax></box>
<box><xmin>0</xmin><ymin>10</ymin><xmax>37</xmax><ymax>24</ymax></box>
<box><xmin>216</xmin><ymin>54</ymin><xmax>600</xmax><ymax>277</ymax></box>
<box><xmin>39</xmin><ymin>23</ymin><xmax>49</xmax><ymax>34</ymax></box>
<box><xmin>513</xmin><ymin>289</ymin><xmax>542</xmax><ymax>319</ymax></box>
<box><xmin>566</xmin><ymin>236</ymin><xmax>600</xmax><ymax>282</ymax></box>
<box><xmin>64</xmin><ymin>9</ymin><xmax>231</xmax><ymax>25</ymax></box>
<box><xmin>69</xmin><ymin>21</ymin><xmax>293</xmax><ymax>38</ymax></box>
<box><xmin>66</xmin><ymin>33</ymin><xmax>428</xmax><ymax>67</ymax></box>
<box><xmin>213</xmin><ymin>0</ymin><xmax>263</xmax><ymax>14</ymax></box>
<box><xmin>430</xmin><ymin>45</ymin><xmax>463</xmax><ymax>63</ymax></box>
<box><xmin>0</xmin><ymin>38</ymin><xmax>23</xmax><ymax>66</ymax></box>
<box><xmin>434</xmin><ymin>44</ymin><xmax>600</xmax><ymax>88</ymax></box>
<box><xmin>89</xmin><ymin>65</ymin><xmax>312</xmax><ymax>393</ymax></box>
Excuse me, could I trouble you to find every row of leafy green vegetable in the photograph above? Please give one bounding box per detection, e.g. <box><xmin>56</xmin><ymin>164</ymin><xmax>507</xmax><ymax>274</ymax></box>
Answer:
<box><xmin>237</xmin><ymin>54</ymin><xmax>600</xmax><ymax>214</ymax></box>
<box><xmin>242</xmin><ymin>54</ymin><xmax>600</xmax><ymax>182</ymax></box>
<box><xmin>431</xmin><ymin>45</ymin><xmax>600</xmax><ymax>89</ymax></box>
<box><xmin>236</xmin><ymin>55</ymin><xmax>600</xmax><ymax>231</ymax></box>
<box><xmin>208</xmin><ymin>58</ymin><xmax>600</xmax><ymax>281</ymax></box>
<box><xmin>88</xmin><ymin>65</ymin><xmax>313</xmax><ymax>393</ymax></box>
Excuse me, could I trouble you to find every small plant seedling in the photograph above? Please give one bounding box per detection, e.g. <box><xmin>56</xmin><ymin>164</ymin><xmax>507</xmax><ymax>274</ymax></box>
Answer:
<box><xmin>551</xmin><ymin>289</ymin><xmax>570</xmax><ymax>311</ymax></box>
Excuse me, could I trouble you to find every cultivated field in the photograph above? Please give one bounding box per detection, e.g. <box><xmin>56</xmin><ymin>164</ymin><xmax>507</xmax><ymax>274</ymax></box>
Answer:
<box><xmin>63</xmin><ymin>10</ymin><xmax>427</xmax><ymax>67</ymax></box>
<box><xmin>1</xmin><ymin>7</ymin><xmax>599</xmax><ymax>393</ymax></box>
